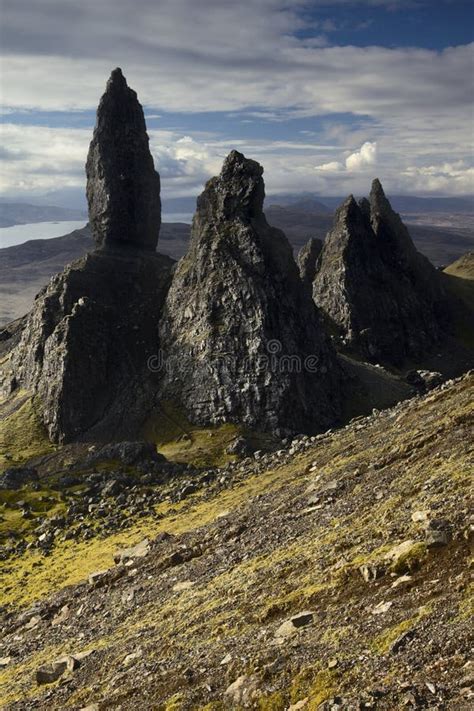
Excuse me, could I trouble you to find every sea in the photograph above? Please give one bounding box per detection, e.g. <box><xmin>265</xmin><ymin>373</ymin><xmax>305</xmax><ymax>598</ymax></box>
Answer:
<box><xmin>0</xmin><ymin>214</ymin><xmax>193</xmax><ymax>250</ymax></box>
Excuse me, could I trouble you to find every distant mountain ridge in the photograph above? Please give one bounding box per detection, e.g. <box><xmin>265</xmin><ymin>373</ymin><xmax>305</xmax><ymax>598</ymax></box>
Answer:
<box><xmin>0</xmin><ymin>202</ymin><xmax>87</xmax><ymax>228</ymax></box>
<box><xmin>3</xmin><ymin>192</ymin><xmax>472</xmax><ymax>221</ymax></box>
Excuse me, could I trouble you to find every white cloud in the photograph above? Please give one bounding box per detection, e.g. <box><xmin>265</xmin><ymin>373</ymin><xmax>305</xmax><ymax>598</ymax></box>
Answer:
<box><xmin>345</xmin><ymin>141</ymin><xmax>377</xmax><ymax>171</ymax></box>
<box><xmin>402</xmin><ymin>161</ymin><xmax>474</xmax><ymax>194</ymax></box>
<box><xmin>0</xmin><ymin>0</ymin><xmax>472</xmax><ymax>198</ymax></box>
<box><xmin>315</xmin><ymin>161</ymin><xmax>344</xmax><ymax>172</ymax></box>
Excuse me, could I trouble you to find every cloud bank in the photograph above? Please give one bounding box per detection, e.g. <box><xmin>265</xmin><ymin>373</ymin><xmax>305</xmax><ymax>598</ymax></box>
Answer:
<box><xmin>1</xmin><ymin>0</ymin><xmax>472</xmax><ymax>199</ymax></box>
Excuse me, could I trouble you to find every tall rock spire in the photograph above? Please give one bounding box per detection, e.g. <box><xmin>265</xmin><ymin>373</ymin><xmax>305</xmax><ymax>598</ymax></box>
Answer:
<box><xmin>158</xmin><ymin>150</ymin><xmax>342</xmax><ymax>435</ymax></box>
<box><xmin>8</xmin><ymin>70</ymin><xmax>172</xmax><ymax>443</ymax></box>
<box><xmin>86</xmin><ymin>68</ymin><xmax>161</xmax><ymax>250</ymax></box>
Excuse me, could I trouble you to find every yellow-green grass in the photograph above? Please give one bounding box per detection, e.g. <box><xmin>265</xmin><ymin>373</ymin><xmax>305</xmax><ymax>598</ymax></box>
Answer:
<box><xmin>0</xmin><ymin>392</ymin><xmax>55</xmax><ymax>469</ymax></box>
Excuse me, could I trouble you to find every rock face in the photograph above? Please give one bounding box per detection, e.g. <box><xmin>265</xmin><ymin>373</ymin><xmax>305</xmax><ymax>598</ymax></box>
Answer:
<box><xmin>159</xmin><ymin>150</ymin><xmax>341</xmax><ymax>435</ymax></box>
<box><xmin>313</xmin><ymin>180</ymin><xmax>446</xmax><ymax>365</ymax></box>
<box><xmin>297</xmin><ymin>237</ymin><xmax>323</xmax><ymax>288</ymax></box>
<box><xmin>86</xmin><ymin>68</ymin><xmax>161</xmax><ymax>251</ymax></box>
<box><xmin>8</xmin><ymin>249</ymin><xmax>172</xmax><ymax>443</ymax></box>
<box><xmin>5</xmin><ymin>71</ymin><xmax>170</xmax><ymax>443</ymax></box>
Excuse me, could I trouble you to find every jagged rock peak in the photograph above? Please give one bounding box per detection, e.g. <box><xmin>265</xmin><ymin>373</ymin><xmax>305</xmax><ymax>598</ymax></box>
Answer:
<box><xmin>86</xmin><ymin>68</ymin><xmax>161</xmax><ymax>251</ymax></box>
<box><xmin>313</xmin><ymin>179</ymin><xmax>446</xmax><ymax>366</ymax></box>
<box><xmin>159</xmin><ymin>151</ymin><xmax>342</xmax><ymax>436</ymax></box>
<box><xmin>197</xmin><ymin>149</ymin><xmax>265</xmax><ymax>222</ymax></box>
<box><xmin>297</xmin><ymin>237</ymin><xmax>323</xmax><ymax>288</ymax></box>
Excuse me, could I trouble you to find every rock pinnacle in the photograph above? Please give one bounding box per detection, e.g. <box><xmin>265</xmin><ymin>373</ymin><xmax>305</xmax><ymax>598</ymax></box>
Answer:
<box><xmin>86</xmin><ymin>68</ymin><xmax>161</xmax><ymax>250</ymax></box>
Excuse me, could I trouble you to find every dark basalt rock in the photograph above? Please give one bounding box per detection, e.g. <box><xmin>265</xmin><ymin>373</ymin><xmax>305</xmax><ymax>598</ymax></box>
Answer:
<box><xmin>86</xmin><ymin>68</ymin><xmax>161</xmax><ymax>251</ymax></box>
<box><xmin>159</xmin><ymin>150</ymin><xmax>342</xmax><ymax>436</ymax></box>
<box><xmin>9</xmin><ymin>249</ymin><xmax>173</xmax><ymax>443</ymax></box>
<box><xmin>297</xmin><ymin>237</ymin><xmax>323</xmax><ymax>288</ymax></box>
<box><xmin>313</xmin><ymin>180</ymin><xmax>446</xmax><ymax>366</ymax></box>
<box><xmin>4</xmin><ymin>71</ymin><xmax>169</xmax><ymax>443</ymax></box>
<box><xmin>0</xmin><ymin>467</ymin><xmax>39</xmax><ymax>490</ymax></box>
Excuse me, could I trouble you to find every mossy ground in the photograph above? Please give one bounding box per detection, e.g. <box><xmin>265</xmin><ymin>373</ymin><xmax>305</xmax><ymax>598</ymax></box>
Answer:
<box><xmin>143</xmin><ymin>400</ymin><xmax>277</xmax><ymax>467</ymax></box>
<box><xmin>0</xmin><ymin>391</ymin><xmax>55</xmax><ymax>469</ymax></box>
<box><xmin>0</xmin><ymin>374</ymin><xmax>472</xmax><ymax>709</ymax></box>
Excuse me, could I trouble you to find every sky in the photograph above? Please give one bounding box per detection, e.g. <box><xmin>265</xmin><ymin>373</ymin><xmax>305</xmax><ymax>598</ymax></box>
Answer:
<box><xmin>0</xmin><ymin>0</ymin><xmax>473</xmax><ymax>207</ymax></box>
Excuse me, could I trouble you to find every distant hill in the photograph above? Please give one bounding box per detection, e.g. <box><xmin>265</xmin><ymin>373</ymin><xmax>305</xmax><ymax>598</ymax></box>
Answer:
<box><xmin>300</xmin><ymin>194</ymin><xmax>474</xmax><ymax>214</ymax></box>
<box><xmin>0</xmin><ymin>223</ymin><xmax>190</xmax><ymax>326</ymax></box>
<box><xmin>0</xmin><ymin>202</ymin><xmax>87</xmax><ymax>228</ymax></box>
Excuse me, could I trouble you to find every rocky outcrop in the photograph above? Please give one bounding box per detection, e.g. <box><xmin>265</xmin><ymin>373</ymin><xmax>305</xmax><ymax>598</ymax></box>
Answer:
<box><xmin>8</xmin><ymin>249</ymin><xmax>173</xmax><ymax>443</ymax></box>
<box><xmin>159</xmin><ymin>150</ymin><xmax>342</xmax><ymax>436</ymax></box>
<box><xmin>297</xmin><ymin>237</ymin><xmax>323</xmax><ymax>288</ymax></box>
<box><xmin>86</xmin><ymin>68</ymin><xmax>161</xmax><ymax>251</ymax></box>
<box><xmin>4</xmin><ymin>71</ymin><xmax>170</xmax><ymax>443</ymax></box>
<box><xmin>313</xmin><ymin>180</ymin><xmax>446</xmax><ymax>365</ymax></box>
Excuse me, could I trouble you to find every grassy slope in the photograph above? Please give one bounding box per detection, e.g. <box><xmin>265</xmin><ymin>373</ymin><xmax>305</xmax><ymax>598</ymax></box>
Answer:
<box><xmin>0</xmin><ymin>374</ymin><xmax>472</xmax><ymax>709</ymax></box>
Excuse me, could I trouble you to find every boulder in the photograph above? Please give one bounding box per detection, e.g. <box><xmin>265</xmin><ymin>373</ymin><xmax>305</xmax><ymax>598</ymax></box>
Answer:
<box><xmin>114</xmin><ymin>538</ymin><xmax>150</xmax><ymax>564</ymax></box>
<box><xmin>85</xmin><ymin>442</ymin><xmax>165</xmax><ymax>467</ymax></box>
<box><xmin>0</xmin><ymin>467</ymin><xmax>38</xmax><ymax>490</ymax></box>
<box><xmin>275</xmin><ymin>610</ymin><xmax>315</xmax><ymax>638</ymax></box>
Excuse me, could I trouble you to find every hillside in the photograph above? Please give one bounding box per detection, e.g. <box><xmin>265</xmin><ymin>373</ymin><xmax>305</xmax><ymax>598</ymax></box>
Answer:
<box><xmin>444</xmin><ymin>252</ymin><xmax>474</xmax><ymax>280</ymax></box>
<box><xmin>0</xmin><ymin>223</ymin><xmax>190</xmax><ymax>326</ymax></box>
<box><xmin>0</xmin><ymin>373</ymin><xmax>472</xmax><ymax>709</ymax></box>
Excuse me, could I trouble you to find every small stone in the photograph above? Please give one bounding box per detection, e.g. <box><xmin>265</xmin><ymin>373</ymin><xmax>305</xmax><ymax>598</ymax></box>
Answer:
<box><xmin>372</xmin><ymin>601</ymin><xmax>392</xmax><ymax>615</ymax></box>
<box><xmin>224</xmin><ymin>675</ymin><xmax>260</xmax><ymax>706</ymax></box>
<box><xmin>122</xmin><ymin>649</ymin><xmax>142</xmax><ymax>667</ymax></box>
<box><xmin>51</xmin><ymin>605</ymin><xmax>70</xmax><ymax>626</ymax></box>
<box><xmin>359</xmin><ymin>564</ymin><xmax>384</xmax><ymax>582</ymax></box>
<box><xmin>411</xmin><ymin>510</ymin><xmax>429</xmax><ymax>524</ymax></box>
<box><xmin>220</xmin><ymin>653</ymin><xmax>232</xmax><ymax>665</ymax></box>
<box><xmin>173</xmin><ymin>581</ymin><xmax>195</xmax><ymax>592</ymax></box>
<box><xmin>275</xmin><ymin>611</ymin><xmax>314</xmax><ymax>638</ymax></box>
<box><xmin>391</xmin><ymin>575</ymin><xmax>412</xmax><ymax>589</ymax></box>
<box><xmin>88</xmin><ymin>570</ymin><xmax>109</xmax><ymax>586</ymax></box>
<box><xmin>114</xmin><ymin>538</ymin><xmax>150</xmax><ymax>565</ymax></box>
<box><xmin>0</xmin><ymin>657</ymin><xmax>11</xmax><ymax>667</ymax></box>
<box><xmin>424</xmin><ymin>519</ymin><xmax>451</xmax><ymax>548</ymax></box>
<box><xmin>288</xmin><ymin>699</ymin><xmax>309</xmax><ymax>711</ymax></box>
<box><xmin>24</xmin><ymin>615</ymin><xmax>40</xmax><ymax>630</ymax></box>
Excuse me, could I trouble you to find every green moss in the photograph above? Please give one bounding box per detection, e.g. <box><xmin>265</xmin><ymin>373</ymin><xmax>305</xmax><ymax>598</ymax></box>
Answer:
<box><xmin>260</xmin><ymin>583</ymin><xmax>331</xmax><ymax>621</ymax></box>
<box><xmin>257</xmin><ymin>691</ymin><xmax>286</xmax><ymax>710</ymax></box>
<box><xmin>0</xmin><ymin>393</ymin><xmax>55</xmax><ymax>468</ymax></box>
<box><xmin>143</xmin><ymin>399</ymin><xmax>242</xmax><ymax>467</ymax></box>
<box><xmin>0</xmin><ymin>486</ymin><xmax>66</xmax><ymax>543</ymax></box>
<box><xmin>290</xmin><ymin>666</ymin><xmax>337</xmax><ymax>710</ymax></box>
<box><xmin>371</xmin><ymin>617</ymin><xmax>417</xmax><ymax>655</ymax></box>
<box><xmin>162</xmin><ymin>693</ymin><xmax>184</xmax><ymax>711</ymax></box>
<box><xmin>456</xmin><ymin>583</ymin><xmax>474</xmax><ymax>621</ymax></box>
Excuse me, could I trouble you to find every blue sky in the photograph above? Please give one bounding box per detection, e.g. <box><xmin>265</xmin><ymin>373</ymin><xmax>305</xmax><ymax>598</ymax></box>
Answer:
<box><xmin>1</xmin><ymin>0</ymin><xmax>473</xmax><ymax>206</ymax></box>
